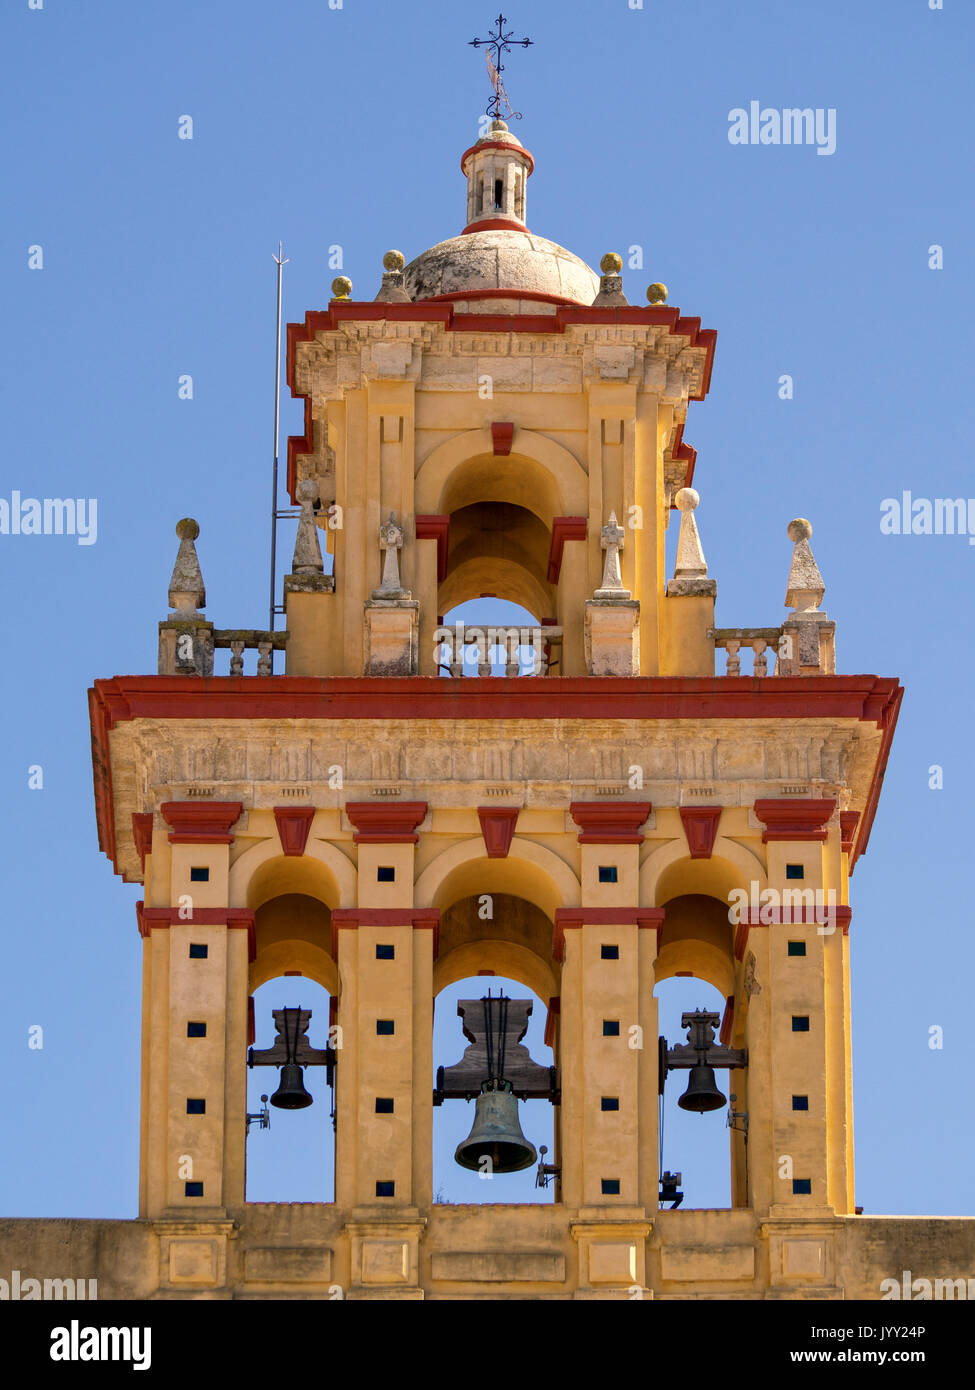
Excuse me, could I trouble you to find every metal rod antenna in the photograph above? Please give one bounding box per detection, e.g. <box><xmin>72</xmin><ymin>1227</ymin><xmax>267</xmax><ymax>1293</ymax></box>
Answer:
<box><xmin>268</xmin><ymin>242</ymin><xmax>289</xmax><ymax>648</ymax></box>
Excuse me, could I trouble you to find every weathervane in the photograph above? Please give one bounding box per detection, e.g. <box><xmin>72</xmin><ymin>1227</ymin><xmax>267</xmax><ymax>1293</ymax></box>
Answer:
<box><xmin>469</xmin><ymin>13</ymin><xmax>533</xmax><ymax>121</ymax></box>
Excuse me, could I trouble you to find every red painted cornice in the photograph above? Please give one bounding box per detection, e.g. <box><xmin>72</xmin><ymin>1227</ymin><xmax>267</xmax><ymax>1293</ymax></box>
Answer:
<box><xmin>840</xmin><ymin>810</ymin><xmax>860</xmax><ymax>856</ymax></box>
<box><xmin>462</xmin><ymin>217</ymin><xmax>529</xmax><ymax>234</ymax></box>
<box><xmin>734</xmin><ymin>905</ymin><xmax>852</xmax><ymax>959</ymax></box>
<box><xmin>330</xmin><ymin>906</ymin><xmax>440</xmax><ymax>960</ymax></box>
<box><xmin>553</xmin><ymin>907</ymin><xmax>665</xmax><ymax>962</ymax></box>
<box><xmin>89</xmin><ymin>675</ymin><xmax>902</xmax><ymax>880</ymax></box>
<box><xmin>131</xmin><ymin>812</ymin><xmax>153</xmax><ymax>868</ymax></box>
<box><xmin>547</xmin><ymin>516</ymin><xmax>588</xmax><ymax>584</ymax></box>
<box><xmin>273</xmin><ymin>806</ymin><xmax>315</xmax><ymax>857</ymax></box>
<box><xmin>345</xmin><ymin>801</ymin><xmax>428</xmax><ymax>843</ymax></box>
<box><xmin>460</xmin><ymin>140</ymin><xmax>535</xmax><ymax>176</ymax></box>
<box><xmin>161</xmin><ymin>801</ymin><xmax>243</xmax><ymax>844</ymax></box>
<box><xmin>477</xmin><ymin>806</ymin><xmax>520</xmax><ymax>858</ymax></box>
<box><xmin>286</xmin><ymin>302</ymin><xmax>717</xmax><ymax>500</ymax></box>
<box><xmin>569</xmin><ymin>801</ymin><xmax>652</xmax><ymax>843</ymax></box>
<box><xmin>753</xmin><ymin>798</ymin><xmax>836</xmax><ymax>843</ymax></box>
<box><xmin>679</xmin><ymin>806</ymin><xmax>722</xmax><ymax>858</ymax></box>
<box><xmin>137</xmin><ymin>902</ymin><xmax>256</xmax><ymax>958</ymax></box>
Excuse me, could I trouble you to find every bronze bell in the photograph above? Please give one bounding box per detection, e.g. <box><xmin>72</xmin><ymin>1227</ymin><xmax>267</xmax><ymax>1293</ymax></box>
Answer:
<box><xmin>270</xmin><ymin>1062</ymin><xmax>313</xmax><ymax>1110</ymax></box>
<box><xmin>678</xmin><ymin>1062</ymin><xmax>726</xmax><ymax>1113</ymax></box>
<box><xmin>455</xmin><ymin>1081</ymin><xmax>537</xmax><ymax>1173</ymax></box>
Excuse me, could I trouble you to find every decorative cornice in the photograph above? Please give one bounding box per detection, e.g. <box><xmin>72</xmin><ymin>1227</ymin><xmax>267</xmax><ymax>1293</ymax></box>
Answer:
<box><xmin>679</xmin><ymin>806</ymin><xmax>722</xmax><ymax>858</ymax></box>
<box><xmin>273</xmin><ymin>806</ymin><xmax>315</xmax><ymax>857</ymax></box>
<box><xmin>345</xmin><ymin>801</ymin><xmax>428</xmax><ymax>843</ymax></box>
<box><xmin>753</xmin><ymin>798</ymin><xmax>836</xmax><ymax>842</ymax></box>
<box><xmin>160</xmin><ymin>800</ymin><xmax>243</xmax><ymax>844</ymax></box>
<box><xmin>569</xmin><ymin>801</ymin><xmax>652</xmax><ymax>843</ymax></box>
<box><xmin>415</xmin><ymin>515</ymin><xmax>449</xmax><ymax>582</ymax></box>
<box><xmin>547</xmin><ymin>516</ymin><xmax>588</xmax><ymax>584</ymax></box>
<box><xmin>136</xmin><ymin>902</ymin><xmax>256</xmax><ymax>958</ymax></box>
<box><xmin>476</xmin><ymin>806</ymin><xmax>520</xmax><ymax>858</ymax></box>
<box><xmin>553</xmin><ymin>907</ymin><xmax>665</xmax><ymax>961</ymax></box>
<box><xmin>734</xmin><ymin>906</ymin><xmax>852</xmax><ymax>958</ymax></box>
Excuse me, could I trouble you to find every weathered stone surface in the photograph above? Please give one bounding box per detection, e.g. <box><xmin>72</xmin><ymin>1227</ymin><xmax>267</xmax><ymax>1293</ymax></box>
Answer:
<box><xmin>405</xmin><ymin>230</ymin><xmax>599</xmax><ymax>307</ymax></box>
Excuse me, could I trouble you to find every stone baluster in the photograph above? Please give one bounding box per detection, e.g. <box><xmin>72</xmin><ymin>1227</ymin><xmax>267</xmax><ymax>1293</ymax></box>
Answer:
<box><xmin>753</xmin><ymin>637</ymin><xmax>769</xmax><ymax>677</ymax></box>
<box><xmin>229</xmin><ymin>640</ymin><xmax>245</xmax><ymax>677</ymax></box>
<box><xmin>256</xmin><ymin>640</ymin><xmax>273</xmax><ymax>676</ymax></box>
<box><xmin>724</xmin><ymin>638</ymin><xmax>742</xmax><ymax>676</ymax></box>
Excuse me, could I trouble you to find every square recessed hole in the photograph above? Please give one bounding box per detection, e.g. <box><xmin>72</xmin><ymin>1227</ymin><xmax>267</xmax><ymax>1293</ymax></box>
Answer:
<box><xmin>786</xmin><ymin>864</ymin><xmax>805</xmax><ymax>880</ymax></box>
<box><xmin>189</xmin><ymin>943</ymin><xmax>208</xmax><ymax>960</ymax></box>
<box><xmin>376</xmin><ymin>944</ymin><xmax>395</xmax><ymax>960</ymax></box>
<box><xmin>787</xmin><ymin>940</ymin><xmax>806</xmax><ymax>957</ymax></box>
<box><xmin>793</xmin><ymin>1179</ymin><xmax>812</xmax><ymax>1195</ymax></box>
<box><xmin>601</xmin><ymin>944</ymin><xmax>619</xmax><ymax>960</ymax></box>
<box><xmin>375</xmin><ymin>1097</ymin><xmax>394</xmax><ymax>1114</ymax></box>
<box><xmin>601</xmin><ymin>1097</ymin><xmax>620</xmax><ymax>1111</ymax></box>
<box><xmin>376</xmin><ymin>1181</ymin><xmax>395</xmax><ymax>1197</ymax></box>
<box><xmin>187</xmin><ymin>1021</ymin><xmax>207</xmax><ymax>1038</ymax></box>
<box><xmin>190</xmin><ymin>866</ymin><xmax>210</xmax><ymax>882</ymax></box>
<box><xmin>186</xmin><ymin>1098</ymin><xmax>206</xmax><ymax>1115</ymax></box>
<box><xmin>184</xmin><ymin>1182</ymin><xmax>204</xmax><ymax>1198</ymax></box>
<box><xmin>792</xmin><ymin>1095</ymin><xmax>809</xmax><ymax>1111</ymax></box>
<box><xmin>598</xmin><ymin>866</ymin><xmax>618</xmax><ymax>883</ymax></box>
<box><xmin>792</xmin><ymin>1016</ymin><xmax>810</xmax><ymax>1032</ymax></box>
<box><xmin>377</xmin><ymin>866</ymin><xmax>395</xmax><ymax>882</ymax></box>
<box><xmin>601</xmin><ymin>1179</ymin><xmax>620</xmax><ymax>1195</ymax></box>
<box><xmin>376</xmin><ymin>1019</ymin><xmax>395</xmax><ymax>1035</ymax></box>
<box><xmin>602</xmin><ymin>1020</ymin><xmax>620</xmax><ymax>1037</ymax></box>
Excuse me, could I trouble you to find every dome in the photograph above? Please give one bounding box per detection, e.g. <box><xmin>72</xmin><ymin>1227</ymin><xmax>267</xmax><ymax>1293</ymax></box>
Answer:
<box><xmin>405</xmin><ymin>228</ymin><xmax>600</xmax><ymax>307</ymax></box>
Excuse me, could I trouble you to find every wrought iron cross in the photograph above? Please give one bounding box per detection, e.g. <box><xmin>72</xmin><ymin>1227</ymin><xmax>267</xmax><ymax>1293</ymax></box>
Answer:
<box><xmin>469</xmin><ymin>13</ymin><xmax>533</xmax><ymax>121</ymax></box>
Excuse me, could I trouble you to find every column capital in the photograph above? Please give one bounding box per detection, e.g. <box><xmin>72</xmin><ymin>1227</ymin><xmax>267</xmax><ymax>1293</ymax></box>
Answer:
<box><xmin>160</xmin><ymin>800</ymin><xmax>244</xmax><ymax>843</ymax></box>
<box><xmin>569</xmin><ymin>801</ymin><xmax>652</xmax><ymax>843</ymax></box>
<box><xmin>753</xmin><ymin>798</ymin><xmax>835</xmax><ymax>842</ymax></box>
<box><xmin>345</xmin><ymin>801</ymin><xmax>428</xmax><ymax>843</ymax></box>
<box><xmin>553</xmin><ymin>907</ymin><xmax>665</xmax><ymax>962</ymax></box>
<box><xmin>331</xmin><ymin>907</ymin><xmax>440</xmax><ymax>959</ymax></box>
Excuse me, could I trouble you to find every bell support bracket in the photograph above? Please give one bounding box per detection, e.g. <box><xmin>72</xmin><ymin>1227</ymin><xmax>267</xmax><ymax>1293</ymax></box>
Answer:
<box><xmin>659</xmin><ymin>1009</ymin><xmax>747</xmax><ymax>1090</ymax></box>
<box><xmin>434</xmin><ymin>997</ymin><xmax>558</xmax><ymax>1104</ymax></box>
<box><xmin>248</xmin><ymin>1007</ymin><xmax>336</xmax><ymax>1085</ymax></box>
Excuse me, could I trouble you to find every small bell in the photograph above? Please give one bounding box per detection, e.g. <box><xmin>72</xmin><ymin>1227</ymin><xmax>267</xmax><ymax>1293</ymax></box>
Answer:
<box><xmin>678</xmin><ymin>1062</ymin><xmax>726</xmax><ymax>1113</ymax></box>
<box><xmin>455</xmin><ymin>1081</ymin><xmax>537</xmax><ymax>1173</ymax></box>
<box><xmin>270</xmin><ymin>1062</ymin><xmax>313</xmax><ymax>1110</ymax></box>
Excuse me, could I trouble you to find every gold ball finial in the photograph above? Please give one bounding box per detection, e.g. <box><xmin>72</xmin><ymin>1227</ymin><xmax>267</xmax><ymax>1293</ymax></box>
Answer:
<box><xmin>383</xmin><ymin>250</ymin><xmax>405</xmax><ymax>271</ymax></box>
<box><xmin>600</xmin><ymin>252</ymin><xmax>623</xmax><ymax>275</ymax></box>
<box><xmin>176</xmin><ymin>518</ymin><xmax>199</xmax><ymax>540</ymax></box>
<box><xmin>788</xmin><ymin>518</ymin><xmax>813</xmax><ymax>542</ymax></box>
<box><xmin>647</xmin><ymin>282</ymin><xmax>668</xmax><ymax>305</ymax></box>
<box><xmin>331</xmin><ymin>276</ymin><xmax>353</xmax><ymax>300</ymax></box>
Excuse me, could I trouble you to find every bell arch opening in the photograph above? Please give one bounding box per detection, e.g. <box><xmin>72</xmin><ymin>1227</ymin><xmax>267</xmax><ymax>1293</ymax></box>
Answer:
<box><xmin>431</xmin><ymin>891</ymin><xmax>561</xmax><ymax>1205</ymax></box>
<box><xmin>245</xmin><ymin>974</ymin><xmax>335</xmax><ymax>1204</ymax></box>
<box><xmin>439</xmin><ymin>499</ymin><xmax>554</xmax><ymax>620</ymax></box>
<box><xmin>653</xmin><ymin>894</ymin><xmax>741</xmax><ymax>1211</ymax></box>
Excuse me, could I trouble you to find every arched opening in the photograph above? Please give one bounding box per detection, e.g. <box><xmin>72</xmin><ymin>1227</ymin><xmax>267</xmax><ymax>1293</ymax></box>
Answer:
<box><xmin>654</xmin><ymin>893</ymin><xmax>740</xmax><ymax>1210</ymax></box>
<box><xmin>440</xmin><ymin>499</ymin><xmax>554</xmax><ymax>620</ymax></box>
<box><xmin>245</xmin><ymin>886</ymin><xmax>339</xmax><ymax>1203</ymax></box>
<box><xmin>429</xmin><ymin>879</ymin><xmax>563</xmax><ymax>1205</ymax></box>
<box><xmin>245</xmin><ymin>974</ymin><xmax>335</xmax><ymax>1203</ymax></box>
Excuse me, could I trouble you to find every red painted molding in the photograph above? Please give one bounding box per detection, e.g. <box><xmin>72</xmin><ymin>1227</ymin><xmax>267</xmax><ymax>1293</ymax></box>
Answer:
<box><xmin>247</xmin><ymin>996</ymin><xmax>255</xmax><ymax>1047</ymax></box>
<box><xmin>547</xmin><ymin>516</ymin><xmax>588</xmax><ymax>584</ymax></box>
<box><xmin>136</xmin><ymin>903</ymin><xmax>256</xmax><ymax>958</ymax></box>
<box><xmin>667</xmin><ymin>420</ymin><xmax>697</xmax><ymax>500</ymax></box>
<box><xmin>553</xmin><ymin>907</ymin><xmax>665</xmax><ymax>962</ymax></box>
<box><xmin>491</xmin><ymin>421</ymin><xmax>514</xmax><ymax>456</ymax></box>
<box><xmin>477</xmin><ymin>806</ymin><xmax>519</xmax><ymax>858</ymax></box>
<box><xmin>462</xmin><ymin>217</ymin><xmax>529</xmax><ymax>234</ymax></box>
<box><xmin>89</xmin><ymin>676</ymin><xmax>902</xmax><ymax>879</ymax></box>
<box><xmin>719</xmin><ymin>995</ymin><xmax>735</xmax><ymax>1046</ymax></box>
<box><xmin>330</xmin><ymin>907</ymin><xmax>440</xmax><ymax>960</ymax></box>
<box><xmin>460</xmin><ymin>140</ymin><xmax>535</xmax><ymax>176</ymax></box>
<box><xmin>840</xmin><ymin>810</ymin><xmax>860</xmax><ymax>855</ymax></box>
<box><xmin>345</xmin><ymin>801</ymin><xmax>428</xmax><ymax>843</ymax></box>
<box><xmin>679</xmin><ymin>806</ymin><xmax>722</xmax><ymax>859</ymax></box>
<box><xmin>286</xmin><ymin>302</ymin><xmax>717</xmax><ymax>499</ymax></box>
<box><xmin>273</xmin><ymin>806</ymin><xmax>315</xmax><ymax>857</ymax></box>
<box><xmin>415</xmin><ymin>515</ymin><xmax>449</xmax><ymax>582</ymax></box>
<box><xmin>160</xmin><ymin>801</ymin><xmax>243</xmax><ymax>844</ymax></box>
<box><xmin>132</xmin><ymin>812</ymin><xmax>154</xmax><ymax>869</ymax></box>
<box><xmin>544</xmin><ymin>995</ymin><xmax>560</xmax><ymax>1049</ymax></box>
<box><xmin>734</xmin><ymin>905</ymin><xmax>853</xmax><ymax>958</ymax></box>
<box><xmin>569</xmin><ymin>801</ymin><xmax>652</xmax><ymax>843</ymax></box>
<box><xmin>753</xmin><ymin>798</ymin><xmax>836</xmax><ymax>843</ymax></box>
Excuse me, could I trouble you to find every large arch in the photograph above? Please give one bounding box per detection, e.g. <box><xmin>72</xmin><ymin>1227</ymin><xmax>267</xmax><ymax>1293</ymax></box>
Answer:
<box><xmin>414</xmin><ymin>836</ymin><xmax>580</xmax><ymax>922</ymax></box>
<box><xmin>249</xmin><ymin>891</ymin><xmax>339</xmax><ymax>995</ymax></box>
<box><xmin>229</xmin><ymin>836</ymin><xmax>356</xmax><ymax>911</ymax></box>
<box><xmin>415</xmin><ymin>427</ymin><xmax>589</xmax><ymax>523</ymax></box>
<box><xmin>640</xmin><ymin>836</ymin><xmax>766</xmax><ymax>908</ymax></box>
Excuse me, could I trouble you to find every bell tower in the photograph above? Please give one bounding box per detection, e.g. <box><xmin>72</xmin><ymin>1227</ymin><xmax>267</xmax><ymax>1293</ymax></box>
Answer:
<box><xmin>83</xmin><ymin>93</ymin><xmax>929</xmax><ymax>1301</ymax></box>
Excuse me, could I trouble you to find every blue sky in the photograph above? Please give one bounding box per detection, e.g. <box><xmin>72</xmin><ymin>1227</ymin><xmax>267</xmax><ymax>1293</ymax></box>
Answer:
<box><xmin>2</xmin><ymin>0</ymin><xmax>972</xmax><ymax>1217</ymax></box>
